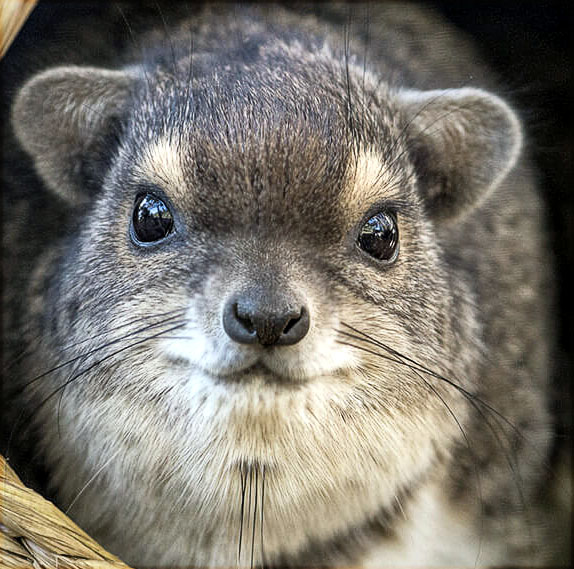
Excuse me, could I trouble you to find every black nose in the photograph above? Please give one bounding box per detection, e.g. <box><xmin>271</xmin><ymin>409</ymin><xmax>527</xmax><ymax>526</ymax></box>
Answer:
<box><xmin>223</xmin><ymin>293</ymin><xmax>310</xmax><ymax>346</ymax></box>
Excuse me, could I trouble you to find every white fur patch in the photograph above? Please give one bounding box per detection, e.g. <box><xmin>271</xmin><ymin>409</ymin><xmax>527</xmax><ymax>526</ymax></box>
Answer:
<box><xmin>361</xmin><ymin>481</ymin><xmax>507</xmax><ymax>567</ymax></box>
<box><xmin>161</xmin><ymin>292</ymin><xmax>360</xmax><ymax>381</ymax></box>
<box><xmin>342</xmin><ymin>149</ymin><xmax>399</xmax><ymax>213</ymax></box>
<box><xmin>135</xmin><ymin>136</ymin><xmax>187</xmax><ymax>191</ymax></box>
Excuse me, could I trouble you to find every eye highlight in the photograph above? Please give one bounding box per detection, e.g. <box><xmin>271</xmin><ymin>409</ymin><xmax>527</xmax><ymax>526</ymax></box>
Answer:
<box><xmin>357</xmin><ymin>211</ymin><xmax>399</xmax><ymax>263</ymax></box>
<box><xmin>131</xmin><ymin>193</ymin><xmax>174</xmax><ymax>244</ymax></box>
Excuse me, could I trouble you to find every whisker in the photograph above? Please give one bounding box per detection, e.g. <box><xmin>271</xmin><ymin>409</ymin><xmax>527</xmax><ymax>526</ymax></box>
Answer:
<box><xmin>338</xmin><ymin>324</ymin><xmax>541</xmax><ymax>557</ymax></box>
<box><xmin>246</xmin><ymin>464</ymin><xmax>253</xmax><ymax>566</ymax></box>
<box><xmin>115</xmin><ymin>4</ymin><xmax>153</xmax><ymax>94</ymax></box>
<box><xmin>339</xmin><ymin>323</ymin><xmax>522</xmax><ymax>436</ymax></box>
<box><xmin>340</xmin><ymin>329</ymin><xmax>543</xmax><ymax>466</ymax></box>
<box><xmin>154</xmin><ymin>1</ymin><xmax>178</xmax><ymax>80</ymax></box>
<box><xmin>10</xmin><ymin>321</ymin><xmax>186</xmax><ymax>447</ymax></box>
<box><xmin>373</xmin><ymin>82</ymin><xmax>474</xmax><ymax>189</ymax></box>
<box><xmin>386</xmin><ymin>341</ymin><xmax>486</xmax><ymax>566</ymax></box>
<box><xmin>185</xmin><ymin>20</ymin><xmax>195</xmax><ymax>118</ymax></box>
<box><xmin>343</xmin><ymin>8</ymin><xmax>354</xmax><ymax>134</ymax></box>
<box><xmin>65</xmin><ymin>446</ymin><xmax>123</xmax><ymax>514</ymax></box>
<box><xmin>55</xmin><ymin>308</ymin><xmax>186</xmax><ymax>354</ymax></box>
<box><xmin>2</xmin><ymin>336</ymin><xmax>36</xmax><ymax>373</ymax></box>
<box><xmin>251</xmin><ymin>465</ymin><xmax>258</xmax><ymax>569</ymax></box>
<box><xmin>10</xmin><ymin>311</ymin><xmax>186</xmax><ymax>398</ymax></box>
<box><xmin>337</xmin><ymin>330</ymin><xmax>541</xmax><ymax>483</ymax></box>
<box><xmin>394</xmin><ymin>494</ymin><xmax>406</xmax><ymax>520</ymax></box>
<box><xmin>239</xmin><ymin>463</ymin><xmax>246</xmax><ymax>564</ymax></box>
<box><xmin>361</xmin><ymin>3</ymin><xmax>369</xmax><ymax>138</ymax></box>
<box><xmin>260</xmin><ymin>464</ymin><xmax>265</xmax><ymax>568</ymax></box>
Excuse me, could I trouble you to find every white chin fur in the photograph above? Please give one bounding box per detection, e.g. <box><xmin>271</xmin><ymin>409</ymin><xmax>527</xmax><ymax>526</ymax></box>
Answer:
<box><xmin>43</xmin><ymin>302</ymin><xmax>458</xmax><ymax>566</ymax></box>
<box><xmin>160</xmin><ymin>302</ymin><xmax>360</xmax><ymax>381</ymax></box>
<box><xmin>47</xmin><ymin>354</ymin><xmax>455</xmax><ymax>567</ymax></box>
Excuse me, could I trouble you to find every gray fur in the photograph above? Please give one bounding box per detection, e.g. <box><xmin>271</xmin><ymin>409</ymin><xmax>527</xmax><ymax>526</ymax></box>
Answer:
<box><xmin>12</xmin><ymin>66</ymin><xmax>135</xmax><ymax>204</ymax></box>
<box><xmin>3</xmin><ymin>2</ymin><xmax>569</xmax><ymax>567</ymax></box>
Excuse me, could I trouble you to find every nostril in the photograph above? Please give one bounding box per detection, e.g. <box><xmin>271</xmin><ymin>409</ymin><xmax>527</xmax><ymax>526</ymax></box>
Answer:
<box><xmin>278</xmin><ymin>306</ymin><xmax>309</xmax><ymax>345</ymax></box>
<box><xmin>234</xmin><ymin>303</ymin><xmax>255</xmax><ymax>334</ymax></box>
<box><xmin>223</xmin><ymin>298</ymin><xmax>258</xmax><ymax>344</ymax></box>
<box><xmin>282</xmin><ymin>308</ymin><xmax>304</xmax><ymax>335</ymax></box>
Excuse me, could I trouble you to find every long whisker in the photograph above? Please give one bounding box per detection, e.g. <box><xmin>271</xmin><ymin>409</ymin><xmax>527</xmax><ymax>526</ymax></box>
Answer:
<box><xmin>260</xmin><ymin>464</ymin><xmax>266</xmax><ymax>568</ymax></box>
<box><xmin>339</xmin><ymin>323</ymin><xmax>522</xmax><ymax>435</ymax></box>
<box><xmin>11</xmin><ymin>321</ymin><xmax>186</xmax><ymax>444</ymax></box>
<box><xmin>337</xmin><ymin>331</ymin><xmax>534</xmax><ymax>487</ymax></box>
<box><xmin>383</xmin><ymin>339</ymin><xmax>486</xmax><ymax>566</ymax></box>
<box><xmin>154</xmin><ymin>1</ymin><xmax>178</xmax><ymax>80</ymax></box>
<box><xmin>55</xmin><ymin>308</ymin><xmax>186</xmax><ymax>354</ymax></box>
<box><xmin>251</xmin><ymin>466</ymin><xmax>258</xmax><ymax>569</ymax></box>
<box><xmin>246</xmin><ymin>464</ymin><xmax>253</xmax><ymax>566</ymax></box>
<box><xmin>65</xmin><ymin>446</ymin><xmax>123</xmax><ymax>515</ymax></box>
<box><xmin>373</xmin><ymin>84</ymin><xmax>474</xmax><ymax>189</ymax></box>
<box><xmin>185</xmin><ymin>19</ymin><xmax>195</xmax><ymax>119</ymax></box>
<box><xmin>338</xmin><ymin>326</ymin><xmax>539</xmax><ymax>555</ymax></box>
<box><xmin>115</xmin><ymin>4</ymin><xmax>153</xmax><ymax>93</ymax></box>
<box><xmin>361</xmin><ymin>3</ymin><xmax>369</xmax><ymax>138</ymax></box>
<box><xmin>343</xmin><ymin>8</ymin><xmax>354</xmax><ymax>134</ymax></box>
<box><xmin>239</xmin><ymin>462</ymin><xmax>247</xmax><ymax>564</ymax></box>
<box><xmin>339</xmin><ymin>329</ymin><xmax>541</xmax><ymax>464</ymax></box>
<box><xmin>10</xmin><ymin>311</ymin><xmax>186</xmax><ymax>398</ymax></box>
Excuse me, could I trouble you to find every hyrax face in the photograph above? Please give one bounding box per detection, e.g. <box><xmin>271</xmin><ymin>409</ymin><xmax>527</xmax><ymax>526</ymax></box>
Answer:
<box><xmin>12</xmin><ymin>13</ymin><xmax>522</xmax><ymax>565</ymax></box>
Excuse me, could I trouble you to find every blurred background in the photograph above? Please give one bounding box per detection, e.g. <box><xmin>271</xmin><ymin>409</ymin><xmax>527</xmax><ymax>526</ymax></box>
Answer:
<box><xmin>430</xmin><ymin>0</ymin><xmax>572</xmax><ymax>465</ymax></box>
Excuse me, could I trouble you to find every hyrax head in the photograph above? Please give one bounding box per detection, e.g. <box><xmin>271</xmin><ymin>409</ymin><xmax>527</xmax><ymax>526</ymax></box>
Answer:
<box><xmin>12</xmin><ymin>36</ymin><xmax>520</xmax><ymax>377</ymax></box>
<box><xmin>12</xmin><ymin>19</ymin><xmax>522</xmax><ymax>556</ymax></box>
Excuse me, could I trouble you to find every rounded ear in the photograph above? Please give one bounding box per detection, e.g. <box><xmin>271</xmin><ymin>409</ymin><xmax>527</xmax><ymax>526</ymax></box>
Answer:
<box><xmin>396</xmin><ymin>87</ymin><xmax>522</xmax><ymax>222</ymax></box>
<box><xmin>11</xmin><ymin>65</ymin><xmax>136</xmax><ymax>205</ymax></box>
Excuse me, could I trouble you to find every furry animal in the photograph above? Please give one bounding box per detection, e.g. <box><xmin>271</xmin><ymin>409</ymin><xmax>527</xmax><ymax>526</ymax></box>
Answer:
<box><xmin>2</xmin><ymin>2</ymin><xmax>569</xmax><ymax>567</ymax></box>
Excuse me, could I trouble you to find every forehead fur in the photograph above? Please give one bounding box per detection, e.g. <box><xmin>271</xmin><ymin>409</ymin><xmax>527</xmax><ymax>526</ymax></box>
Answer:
<box><xmin>126</xmin><ymin>10</ymin><xmax>400</xmax><ymax>174</ymax></box>
<box><xmin>134</xmin><ymin>136</ymin><xmax>409</xmax><ymax>237</ymax></box>
<box><xmin>135</xmin><ymin>137</ymin><xmax>187</xmax><ymax>191</ymax></box>
<box><xmin>340</xmin><ymin>149</ymin><xmax>410</xmax><ymax>220</ymax></box>
<box><xmin>121</xmin><ymin>17</ymin><xmax>411</xmax><ymax>236</ymax></box>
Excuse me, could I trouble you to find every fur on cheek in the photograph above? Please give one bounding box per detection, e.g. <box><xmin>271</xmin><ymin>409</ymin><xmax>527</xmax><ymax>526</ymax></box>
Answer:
<box><xmin>38</xmin><ymin>346</ymin><xmax>463</xmax><ymax>565</ymax></box>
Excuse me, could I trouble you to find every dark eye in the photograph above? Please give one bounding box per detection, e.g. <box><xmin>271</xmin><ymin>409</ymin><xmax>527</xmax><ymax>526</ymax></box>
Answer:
<box><xmin>131</xmin><ymin>193</ymin><xmax>174</xmax><ymax>244</ymax></box>
<box><xmin>357</xmin><ymin>211</ymin><xmax>399</xmax><ymax>262</ymax></box>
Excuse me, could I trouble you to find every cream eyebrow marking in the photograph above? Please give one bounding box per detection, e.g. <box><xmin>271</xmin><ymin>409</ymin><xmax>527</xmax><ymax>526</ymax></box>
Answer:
<box><xmin>341</xmin><ymin>149</ymin><xmax>404</xmax><ymax>213</ymax></box>
<box><xmin>136</xmin><ymin>137</ymin><xmax>187</xmax><ymax>193</ymax></box>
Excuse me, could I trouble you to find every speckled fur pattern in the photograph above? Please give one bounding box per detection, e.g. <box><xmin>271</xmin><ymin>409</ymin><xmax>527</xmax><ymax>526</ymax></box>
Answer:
<box><xmin>2</xmin><ymin>2</ymin><xmax>568</xmax><ymax>567</ymax></box>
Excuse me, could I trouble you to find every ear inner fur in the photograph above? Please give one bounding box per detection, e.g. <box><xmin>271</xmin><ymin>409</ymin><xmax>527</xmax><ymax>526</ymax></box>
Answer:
<box><xmin>12</xmin><ymin>65</ymin><xmax>136</xmax><ymax>204</ymax></box>
<box><xmin>396</xmin><ymin>87</ymin><xmax>522</xmax><ymax>222</ymax></box>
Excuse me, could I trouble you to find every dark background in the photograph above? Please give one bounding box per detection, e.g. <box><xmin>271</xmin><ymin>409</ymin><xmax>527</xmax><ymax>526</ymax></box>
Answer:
<box><xmin>1</xmin><ymin>1</ymin><xmax>572</xmax><ymax>452</ymax></box>
<box><xmin>430</xmin><ymin>0</ymin><xmax>573</xmax><ymax>452</ymax></box>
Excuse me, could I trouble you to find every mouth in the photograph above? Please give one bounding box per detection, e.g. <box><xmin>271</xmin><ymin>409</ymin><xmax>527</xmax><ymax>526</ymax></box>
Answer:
<box><xmin>211</xmin><ymin>361</ymin><xmax>307</xmax><ymax>386</ymax></box>
<box><xmin>163</xmin><ymin>341</ymin><xmax>355</xmax><ymax>389</ymax></box>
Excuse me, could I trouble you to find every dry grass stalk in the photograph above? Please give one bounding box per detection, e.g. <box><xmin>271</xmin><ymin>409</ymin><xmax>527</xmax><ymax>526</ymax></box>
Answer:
<box><xmin>1</xmin><ymin>454</ymin><xmax>133</xmax><ymax>569</ymax></box>
<box><xmin>0</xmin><ymin>0</ymin><xmax>37</xmax><ymax>59</ymax></box>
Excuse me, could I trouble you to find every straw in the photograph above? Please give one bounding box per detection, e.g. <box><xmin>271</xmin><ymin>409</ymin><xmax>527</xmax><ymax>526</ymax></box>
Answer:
<box><xmin>0</xmin><ymin>0</ymin><xmax>37</xmax><ymax>59</ymax></box>
<box><xmin>1</xmin><ymin>454</ymin><xmax>133</xmax><ymax>569</ymax></box>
